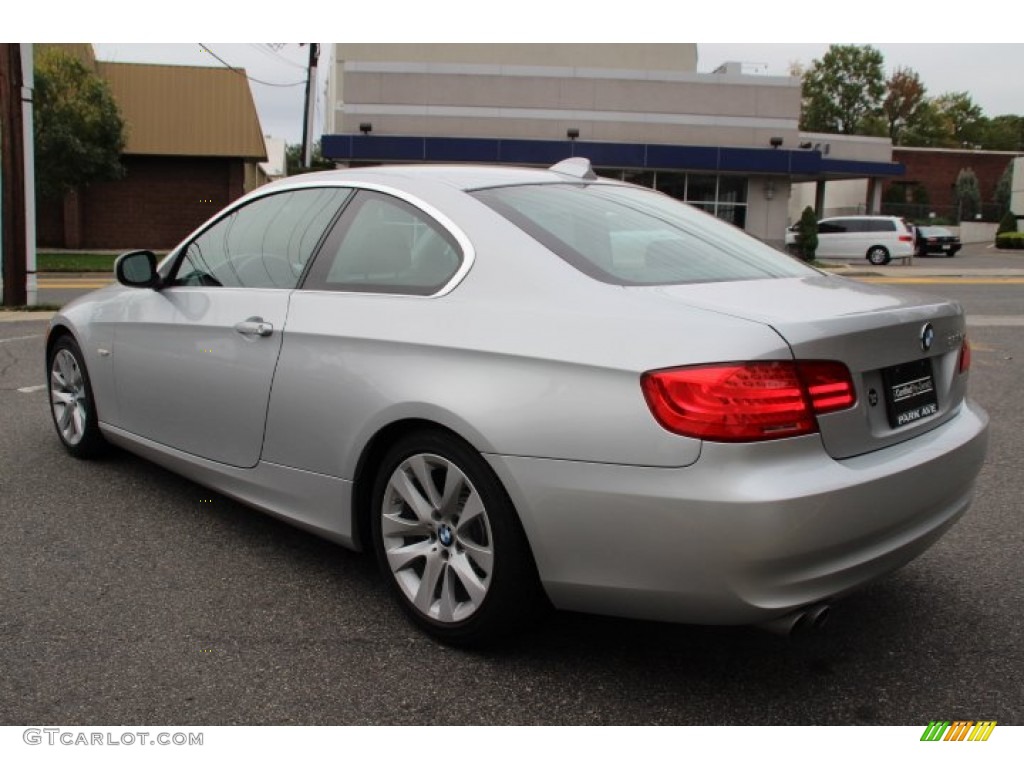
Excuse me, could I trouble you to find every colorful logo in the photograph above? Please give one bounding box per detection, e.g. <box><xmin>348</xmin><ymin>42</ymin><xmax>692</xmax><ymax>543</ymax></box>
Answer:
<box><xmin>920</xmin><ymin>721</ymin><xmax>997</xmax><ymax>742</ymax></box>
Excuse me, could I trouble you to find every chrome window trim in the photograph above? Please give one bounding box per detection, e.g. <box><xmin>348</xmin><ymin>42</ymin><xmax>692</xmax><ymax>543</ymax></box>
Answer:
<box><xmin>161</xmin><ymin>179</ymin><xmax>476</xmax><ymax>299</ymax></box>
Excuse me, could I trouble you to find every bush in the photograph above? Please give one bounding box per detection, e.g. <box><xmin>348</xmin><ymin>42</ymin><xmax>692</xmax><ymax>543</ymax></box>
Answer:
<box><xmin>955</xmin><ymin>168</ymin><xmax>981</xmax><ymax>222</ymax></box>
<box><xmin>995</xmin><ymin>232</ymin><xmax>1024</xmax><ymax>250</ymax></box>
<box><xmin>996</xmin><ymin>210</ymin><xmax>1018</xmax><ymax>236</ymax></box>
<box><xmin>794</xmin><ymin>206</ymin><xmax>818</xmax><ymax>262</ymax></box>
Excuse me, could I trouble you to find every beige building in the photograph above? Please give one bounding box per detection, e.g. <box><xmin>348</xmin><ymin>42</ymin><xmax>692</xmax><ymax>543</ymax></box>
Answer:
<box><xmin>323</xmin><ymin>44</ymin><xmax>902</xmax><ymax>245</ymax></box>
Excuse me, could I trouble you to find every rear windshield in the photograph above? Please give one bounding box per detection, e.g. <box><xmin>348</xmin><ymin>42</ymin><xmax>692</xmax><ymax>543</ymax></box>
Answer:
<box><xmin>472</xmin><ymin>183</ymin><xmax>814</xmax><ymax>285</ymax></box>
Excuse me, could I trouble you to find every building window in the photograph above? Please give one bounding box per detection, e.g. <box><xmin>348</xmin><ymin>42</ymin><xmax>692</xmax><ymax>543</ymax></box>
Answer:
<box><xmin>603</xmin><ymin>169</ymin><xmax>748</xmax><ymax>229</ymax></box>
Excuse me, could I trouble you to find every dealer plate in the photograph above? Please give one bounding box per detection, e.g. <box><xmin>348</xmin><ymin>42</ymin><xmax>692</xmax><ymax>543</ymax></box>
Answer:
<box><xmin>882</xmin><ymin>357</ymin><xmax>938</xmax><ymax>428</ymax></box>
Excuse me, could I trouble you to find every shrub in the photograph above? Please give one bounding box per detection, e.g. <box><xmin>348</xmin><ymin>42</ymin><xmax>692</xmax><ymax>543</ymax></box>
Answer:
<box><xmin>996</xmin><ymin>210</ymin><xmax>1018</xmax><ymax>236</ymax></box>
<box><xmin>955</xmin><ymin>168</ymin><xmax>981</xmax><ymax>222</ymax></box>
<box><xmin>995</xmin><ymin>232</ymin><xmax>1024</xmax><ymax>250</ymax></box>
<box><xmin>794</xmin><ymin>206</ymin><xmax>818</xmax><ymax>262</ymax></box>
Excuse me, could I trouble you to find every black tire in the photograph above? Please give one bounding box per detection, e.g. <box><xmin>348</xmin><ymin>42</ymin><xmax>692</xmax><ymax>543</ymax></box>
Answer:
<box><xmin>866</xmin><ymin>246</ymin><xmax>891</xmax><ymax>266</ymax></box>
<box><xmin>370</xmin><ymin>429</ymin><xmax>543</xmax><ymax>646</ymax></box>
<box><xmin>47</xmin><ymin>334</ymin><xmax>108</xmax><ymax>459</ymax></box>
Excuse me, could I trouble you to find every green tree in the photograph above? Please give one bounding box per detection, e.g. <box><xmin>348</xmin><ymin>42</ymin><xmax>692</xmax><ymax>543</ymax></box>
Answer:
<box><xmin>981</xmin><ymin>114</ymin><xmax>1024</xmax><ymax>151</ymax></box>
<box><xmin>883</xmin><ymin>67</ymin><xmax>927</xmax><ymax>145</ymax></box>
<box><xmin>995</xmin><ymin>161</ymin><xmax>1014</xmax><ymax>215</ymax></box>
<box><xmin>901</xmin><ymin>100</ymin><xmax>950</xmax><ymax>147</ymax></box>
<box><xmin>800</xmin><ymin>45</ymin><xmax>886</xmax><ymax>135</ymax></box>
<box><xmin>794</xmin><ymin>206</ymin><xmax>818</xmax><ymax>262</ymax></box>
<box><xmin>285</xmin><ymin>141</ymin><xmax>334</xmax><ymax>175</ymax></box>
<box><xmin>954</xmin><ymin>168</ymin><xmax>981</xmax><ymax>221</ymax></box>
<box><xmin>33</xmin><ymin>48</ymin><xmax>125</xmax><ymax>200</ymax></box>
<box><xmin>933</xmin><ymin>92</ymin><xmax>985</xmax><ymax>147</ymax></box>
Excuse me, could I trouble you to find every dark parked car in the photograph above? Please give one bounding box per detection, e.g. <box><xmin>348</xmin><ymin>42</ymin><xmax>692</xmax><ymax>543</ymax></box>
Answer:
<box><xmin>915</xmin><ymin>226</ymin><xmax>962</xmax><ymax>258</ymax></box>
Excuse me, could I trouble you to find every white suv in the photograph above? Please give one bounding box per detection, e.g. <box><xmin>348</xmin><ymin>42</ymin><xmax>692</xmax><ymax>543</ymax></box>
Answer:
<box><xmin>786</xmin><ymin>215</ymin><xmax>915</xmax><ymax>265</ymax></box>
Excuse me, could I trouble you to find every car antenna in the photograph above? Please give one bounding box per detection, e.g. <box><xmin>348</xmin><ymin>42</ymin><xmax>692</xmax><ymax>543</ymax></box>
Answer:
<box><xmin>549</xmin><ymin>157</ymin><xmax>597</xmax><ymax>181</ymax></box>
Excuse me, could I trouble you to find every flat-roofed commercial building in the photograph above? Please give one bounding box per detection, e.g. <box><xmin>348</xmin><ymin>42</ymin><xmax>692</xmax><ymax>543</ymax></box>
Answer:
<box><xmin>322</xmin><ymin>44</ymin><xmax>904</xmax><ymax>246</ymax></box>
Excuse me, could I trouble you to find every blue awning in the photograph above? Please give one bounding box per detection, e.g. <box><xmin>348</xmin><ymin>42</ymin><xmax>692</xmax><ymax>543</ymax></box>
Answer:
<box><xmin>321</xmin><ymin>134</ymin><xmax>904</xmax><ymax>179</ymax></box>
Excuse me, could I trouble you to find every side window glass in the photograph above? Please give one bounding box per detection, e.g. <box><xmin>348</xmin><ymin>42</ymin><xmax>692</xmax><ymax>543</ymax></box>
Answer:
<box><xmin>305</xmin><ymin>191</ymin><xmax>463</xmax><ymax>295</ymax></box>
<box><xmin>172</xmin><ymin>188</ymin><xmax>351</xmax><ymax>289</ymax></box>
<box><xmin>819</xmin><ymin>222</ymin><xmax>844</xmax><ymax>234</ymax></box>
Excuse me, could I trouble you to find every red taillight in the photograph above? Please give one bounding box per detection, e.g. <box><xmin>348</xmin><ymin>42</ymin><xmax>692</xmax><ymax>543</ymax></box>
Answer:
<box><xmin>641</xmin><ymin>361</ymin><xmax>855</xmax><ymax>442</ymax></box>
<box><xmin>799</xmin><ymin>361</ymin><xmax>858</xmax><ymax>413</ymax></box>
<box><xmin>959</xmin><ymin>337</ymin><xmax>971</xmax><ymax>373</ymax></box>
<box><xmin>899</xmin><ymin>234</ymin><xmax>914</xmax><ymax>242</ymax></box>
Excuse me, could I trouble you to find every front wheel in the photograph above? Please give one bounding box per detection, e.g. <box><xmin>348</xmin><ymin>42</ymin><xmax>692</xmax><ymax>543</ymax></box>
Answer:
<box><xmin>866</xmin><ymin>246</ymin><xmax>891</xmax><ymax>266</ymax></box>
<box><xmin>48</xmin><ymin>335</ymin><xmax>108</xmax><ymax>459</ymax></box>
<box><xmin>370</xmin><ymin>430</ymin><xmax>542</xmax><ymax>646</ymax></box>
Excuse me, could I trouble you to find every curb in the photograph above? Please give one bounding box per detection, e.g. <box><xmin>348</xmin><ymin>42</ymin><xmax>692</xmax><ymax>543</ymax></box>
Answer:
<box><xmin>0</xmin><ymin>311</ymin><xmax>56</xmax><ymax>323</ymax></box>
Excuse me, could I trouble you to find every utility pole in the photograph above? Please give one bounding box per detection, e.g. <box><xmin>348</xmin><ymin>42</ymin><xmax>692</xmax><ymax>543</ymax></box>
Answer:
<box><xmin>300</xmin><ymin>43</ymin><xmax>320</xmax><ymax>169</ymax></box>
<box><xmin>1</xmin><ymin>43</ymin><xmax>28</xmax><ymax>306</ymax></box>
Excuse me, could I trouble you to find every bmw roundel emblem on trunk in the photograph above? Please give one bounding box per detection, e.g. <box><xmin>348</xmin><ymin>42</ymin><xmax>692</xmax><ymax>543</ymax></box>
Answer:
<box><xmin>921</xmin><ymin>323</ymin><xmax>935</xmax><ymax>352</ymax></box>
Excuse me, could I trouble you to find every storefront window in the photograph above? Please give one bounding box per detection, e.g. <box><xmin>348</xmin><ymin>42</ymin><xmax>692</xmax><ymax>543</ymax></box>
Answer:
<box><xmin>654</xmin><ymin>172</ymin><xmax>687</xmax><ymax>200</ymax></box>
<box><xmin>606</xmin><ymin>170</ymin><xmax>749</xmax><ymax>230</ymax></box>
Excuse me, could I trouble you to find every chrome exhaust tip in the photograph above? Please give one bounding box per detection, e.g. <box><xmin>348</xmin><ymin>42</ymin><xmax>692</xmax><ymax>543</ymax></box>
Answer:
<box><xmin>757</xmin><ymin>603</ymin><xmax>831</xmax><ymax>636</ymax></box>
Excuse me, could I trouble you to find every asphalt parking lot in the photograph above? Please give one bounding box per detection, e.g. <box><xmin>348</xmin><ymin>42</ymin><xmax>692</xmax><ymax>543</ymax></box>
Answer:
<box><xmin>1</xmin><ymin>264</ymin><xmax>1022</xmax><ymax>726</ymax></box>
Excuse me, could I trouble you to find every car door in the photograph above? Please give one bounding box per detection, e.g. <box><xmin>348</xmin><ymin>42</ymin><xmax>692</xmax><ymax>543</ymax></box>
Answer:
<box><xmin>260</xmin><ymin>189</ymin><xmax>467</xmax><ymax>477</ymax></box>
<box><xmin>112</xmin><ymin>187</ymin><xmax>352</xmax><ymax>468</ymax></box>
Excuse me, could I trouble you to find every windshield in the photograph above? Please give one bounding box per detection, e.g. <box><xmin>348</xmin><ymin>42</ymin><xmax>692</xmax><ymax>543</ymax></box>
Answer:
<box><xmin>472</xmin><ymin>183</ymin><xmax>815</xmax><ymax>286</ymax></box>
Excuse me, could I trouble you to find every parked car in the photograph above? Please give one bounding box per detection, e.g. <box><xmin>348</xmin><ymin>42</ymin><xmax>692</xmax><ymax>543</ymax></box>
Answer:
<box><xmin>915</xmin><ymin>225</ymin><xmax>962</xmax><ymax>258</ymax></box>
<box><xmin>785</xmin><ymin>215</ymin><xmax>916</xmax><ymax>265</ymax></box>
<box><xmin>47</xmin><ymin>159</ymin><xmax>988</xmax><ymax>645</ymax></box>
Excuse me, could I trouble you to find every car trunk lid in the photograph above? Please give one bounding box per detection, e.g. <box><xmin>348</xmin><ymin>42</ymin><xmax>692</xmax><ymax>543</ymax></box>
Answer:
<box><xmin>633</xmin><ymin>275</ymin><xmax>970</xmax><ymax>459</ymax></box>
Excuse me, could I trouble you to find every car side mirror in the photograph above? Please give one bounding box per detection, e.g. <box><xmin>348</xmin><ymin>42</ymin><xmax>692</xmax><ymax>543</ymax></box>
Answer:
<box><xmin>115</xmin><ymin>250</ymin><xmax>162</xmax><ymax>289</ymax></box>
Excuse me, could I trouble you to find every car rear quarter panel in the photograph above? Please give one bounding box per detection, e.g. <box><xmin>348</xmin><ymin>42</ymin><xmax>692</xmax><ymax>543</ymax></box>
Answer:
<box><xmin>261</xmin><ymin>199</ymin><xmax>795</xmax><ymax>475</ymax></box>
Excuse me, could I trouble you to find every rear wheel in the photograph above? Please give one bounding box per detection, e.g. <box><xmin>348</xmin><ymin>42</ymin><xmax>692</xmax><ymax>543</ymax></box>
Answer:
<box><xmin>48</xmin><ymin>335</ymin><xmax>108</xmax><ymax>459</ymax></box>
<box><xmin>866</xmin><ymin>246</ymin><xmax>891</xmax><ymax>266</ymax></box>
<box><xmin>370</xmin><ymin>430</ymin><xmax>542</xmax><ymax>646</ymax></box>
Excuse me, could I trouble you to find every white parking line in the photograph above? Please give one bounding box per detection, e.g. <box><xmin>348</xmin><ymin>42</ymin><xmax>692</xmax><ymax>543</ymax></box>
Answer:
<box><xmin>968</xmin><ymin>316</ymin><xmax>1024</xmax><ymax>326</ymax></box>
<box><xmin>0</xmin><ymin>334</ymin><xmax>42</xmax><ymax>344</ymax></box>
<box><xmin>17</xmin><ymin>384</ymin><xmax>46</xmax><ymax>393</ymax></box>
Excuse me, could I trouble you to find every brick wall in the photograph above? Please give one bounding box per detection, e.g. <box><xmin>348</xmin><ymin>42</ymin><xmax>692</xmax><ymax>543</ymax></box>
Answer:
<box><xmin>37</xmin><ymin>155</ymin><xmax>250</xmax><ymax>250</ymax></box>
<box><xmin>887</xmin><ymin>149</ymin><xmax>1021</xmax><ymax>209</ymax></box>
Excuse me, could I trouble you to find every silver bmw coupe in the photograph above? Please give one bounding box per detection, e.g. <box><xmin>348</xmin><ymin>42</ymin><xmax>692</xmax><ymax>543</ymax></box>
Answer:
<box><xmin>46</xmin><ymin>159</ymin><xmax>989</xmax><ymax>645</ymax></box>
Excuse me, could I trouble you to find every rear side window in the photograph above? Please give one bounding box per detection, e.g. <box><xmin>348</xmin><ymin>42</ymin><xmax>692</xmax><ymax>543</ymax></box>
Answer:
<box><xmin>473</xmin><ymin>183</ymin><xmax>813</xmax><ymax>285</ymax></box>
<box><xmin>304</xmin><ymin>191</ymin><xmax>463</xmax><ymax>295</ymax></box>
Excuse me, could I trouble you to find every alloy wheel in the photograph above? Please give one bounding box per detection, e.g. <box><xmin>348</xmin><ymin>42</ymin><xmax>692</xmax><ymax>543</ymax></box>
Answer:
<box><xmin>50</xmin><ymin>348</ymin><xmax>88</xmax><ymax>446</ymax></box>
<box><xmin>380</xmin><ymin>453</ymin><xmax>495</xmax><ymax>623</ymax></box>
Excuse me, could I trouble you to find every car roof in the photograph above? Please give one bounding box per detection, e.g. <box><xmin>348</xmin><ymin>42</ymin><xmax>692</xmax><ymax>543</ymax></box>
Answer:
<box><xmin>260</xmin><ymin>163</ymin><xmax>617</xmax><ymax>194</ymax></box>
<box><xmin>820</xmin><ymin>215</ymin><xmax>902</xmax><ymax>221</ymax></box>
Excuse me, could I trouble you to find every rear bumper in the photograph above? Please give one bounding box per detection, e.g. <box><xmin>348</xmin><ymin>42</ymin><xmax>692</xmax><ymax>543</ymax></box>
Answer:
<box><xmin>486</xmin><ymin>399</ymin><xmax>989</xmax><ymax>625</ymax></box>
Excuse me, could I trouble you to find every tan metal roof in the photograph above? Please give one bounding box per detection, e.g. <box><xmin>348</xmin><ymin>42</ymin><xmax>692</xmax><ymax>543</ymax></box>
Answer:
<box><xmin>96</xmin><ymin>61</ymin><xmax>267</xmax><ymax>160</ymax></box>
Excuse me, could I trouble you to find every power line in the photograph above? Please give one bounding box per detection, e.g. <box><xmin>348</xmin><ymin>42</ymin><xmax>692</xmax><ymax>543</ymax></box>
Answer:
<box><xmin>261</xmin><ymin>43</ymin><xmax>308</xmax><ymax>70</ymax></box>
<box><xmin>199</xmin><ymin>44</ymin><xmax>306</xmax><ymax>88</ymax></box>
<box><xmin>249</xmin><ymin>43</ymin><xmax>307</xmax><ymax>72</ymax></box>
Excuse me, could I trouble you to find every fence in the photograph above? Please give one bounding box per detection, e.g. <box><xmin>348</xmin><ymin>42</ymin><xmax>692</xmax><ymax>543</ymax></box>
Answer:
<box><xmin>880</xmin><ymin>202</ymin><xmax>1006</xmax><ymax>225</ymax></box>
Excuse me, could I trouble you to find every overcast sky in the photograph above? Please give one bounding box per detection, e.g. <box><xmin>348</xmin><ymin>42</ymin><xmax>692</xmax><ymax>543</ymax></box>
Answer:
<box><xmin>88</xmin><ymin>42</ymin><xmax>1024</xmax><ymax>146</ymax></box>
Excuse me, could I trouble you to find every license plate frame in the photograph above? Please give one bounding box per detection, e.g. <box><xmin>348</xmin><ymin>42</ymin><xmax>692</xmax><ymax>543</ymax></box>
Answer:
<box><xmin>882</xmin><ymin>357</ymin><xmax>939</xmax><ymax>428</ymax></box>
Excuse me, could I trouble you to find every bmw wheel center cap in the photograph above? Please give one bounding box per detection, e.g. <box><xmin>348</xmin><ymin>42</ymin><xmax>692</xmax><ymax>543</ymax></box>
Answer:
<box><xmin>438</xmin><ymin>524</ymin><xmax>454</xmax><ymax>547</ymax></box>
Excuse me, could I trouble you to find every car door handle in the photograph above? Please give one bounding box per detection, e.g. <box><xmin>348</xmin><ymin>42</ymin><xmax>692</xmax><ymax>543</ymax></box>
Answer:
<box><xmin>233</xmin><ymin>317</ymin><xmax>274</xmax><ymax>337</ymax></box>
